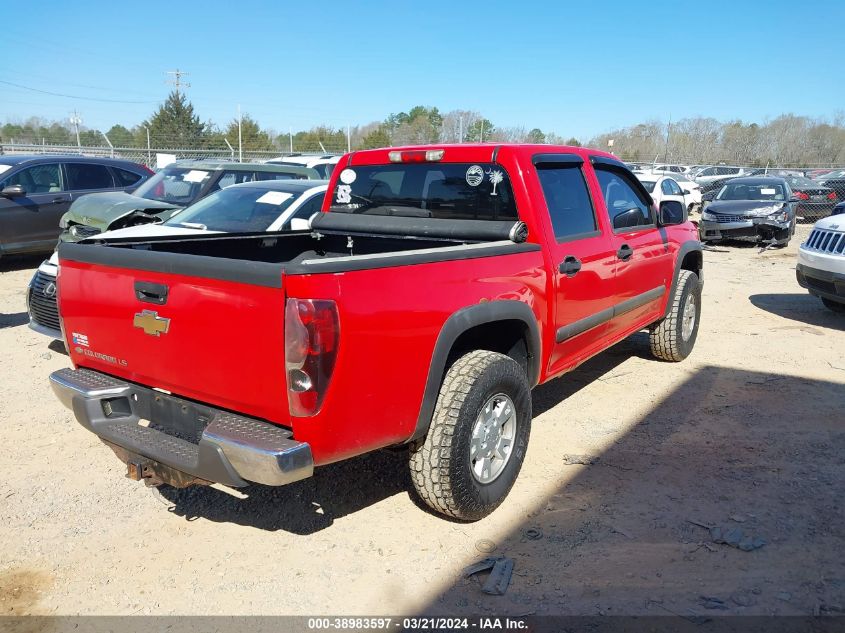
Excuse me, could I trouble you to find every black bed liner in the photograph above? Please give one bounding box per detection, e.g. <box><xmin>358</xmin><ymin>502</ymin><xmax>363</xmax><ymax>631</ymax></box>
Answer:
<box><xmin>58</xmin><ymin>214</ymin><xmax>537</xmax><ymax>287</ymax></box>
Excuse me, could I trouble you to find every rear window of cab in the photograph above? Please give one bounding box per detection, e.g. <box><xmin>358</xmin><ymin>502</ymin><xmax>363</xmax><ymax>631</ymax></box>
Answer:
<box><xmin>329</xmin><ymin>163</ymin><xmax>518</xmax><ymax>221</ymax></box>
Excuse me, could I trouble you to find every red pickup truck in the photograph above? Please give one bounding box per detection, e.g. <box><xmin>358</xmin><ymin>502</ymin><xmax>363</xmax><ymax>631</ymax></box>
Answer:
<box><xmin>50</xmin><ymin>144</ymin><xmax>702</xmax><ymax>520</ymax></box>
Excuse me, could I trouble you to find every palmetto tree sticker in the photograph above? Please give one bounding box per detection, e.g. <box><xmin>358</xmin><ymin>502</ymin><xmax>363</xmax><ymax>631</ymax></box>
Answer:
<box><xmin>486</xmin><ymin>169</ymin><xmax>504</xmax><ymax>196</ymax></box>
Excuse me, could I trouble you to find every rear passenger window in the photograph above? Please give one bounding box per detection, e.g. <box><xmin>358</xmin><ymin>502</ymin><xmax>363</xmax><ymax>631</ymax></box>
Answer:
<box><xmin>114</xmin><ymin>168</ymin><xmax>143</xmax><ymax>187</ymax></box>
<box><xmin>65</xmin><ymin>163</ymin><xmax>114</xmax><ymax>190</ymax></box>
<box><xmin>536</xmin><ymin>164</ymin><xmax>596</xmax><ymax>239</ymax></box>
<box><xmin>595</xmin><ymin>168</ymin><xmax>654</xmax><ymax>230</ymax></box>
<box><xmin>255</xmin><ymin>171</ymin><xmax>297</xmax><ymax>181</ymax></box>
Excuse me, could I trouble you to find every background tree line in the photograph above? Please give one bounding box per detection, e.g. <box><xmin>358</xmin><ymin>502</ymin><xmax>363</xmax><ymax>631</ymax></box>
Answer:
<box><xmin>3</xmin><ymin>91</ymin><xmax>844</xmax><ymax>166</ymax></box>
<box><xmin>588</xmin><ymin>114</ymin><xmax>845</xmax><ymax>166</ymax></box>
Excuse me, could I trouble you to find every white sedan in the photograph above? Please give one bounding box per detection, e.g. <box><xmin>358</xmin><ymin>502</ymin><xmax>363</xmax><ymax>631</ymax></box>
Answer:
<box><xmin>636</xmin><ymin>171</ymin><xmax>702</xmax><ymax>212</ymax></box>
<box><xmin>97</xmin><ymin>179</ymin><xmax>328</xmax><ymax>239</ymax></box>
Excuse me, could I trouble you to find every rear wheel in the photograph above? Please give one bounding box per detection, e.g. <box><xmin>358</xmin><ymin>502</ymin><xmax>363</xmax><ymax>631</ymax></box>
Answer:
<box><xmin>649</xmin><ymin>270</ymin><xmax>701</xmax><ymax>362</ymax></box>
<box><xmin>822</xmin><ymin>297</ymin><xmax>845</xmax><ymax>313</ymax></box>
<box><xmin>409</xmin><ymin>350</ymin><xmax>531</xmax><ymax>521</ymax></box>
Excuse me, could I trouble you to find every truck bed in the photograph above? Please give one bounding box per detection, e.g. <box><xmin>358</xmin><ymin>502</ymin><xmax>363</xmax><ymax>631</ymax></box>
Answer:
<box><xmin>61</xmin><ymin>214</ymin><xmax>532</xmax><ymax>284</ymax></box>
<box><xmin>56</xmin><ymin>214</ymin><xmax>538</xmax><ymax>449</ymax></box>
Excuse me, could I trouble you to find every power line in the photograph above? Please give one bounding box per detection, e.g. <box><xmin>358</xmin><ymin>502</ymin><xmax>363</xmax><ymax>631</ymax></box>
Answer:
<box><xmin>0</xmin><ymin>79</ymin><xmax>160</xmax><ymax>104</ymax></box>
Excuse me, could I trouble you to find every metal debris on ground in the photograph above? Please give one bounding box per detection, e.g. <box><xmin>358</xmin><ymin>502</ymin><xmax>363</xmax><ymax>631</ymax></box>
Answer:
<box><xmin>474</xmin><ymin>539</ymin><xmax>497</xmax><ymax>554</ymax></box>
<box><xmin>709</xmin><ymin>526</ymin><xmax>766</xmax><ymax>551</ymax></box>
<box><xmin>698</xmin><ymin>596</ymin><xmax>728</xmax><ymax>610</ymax></box>
<box><xmin>758</xmin><ymin>239</ymin><xmax>779</xmax><ymax>254</ymax></box>
<box><xmin>687</xmin><ymin>520</ymin><xmax>766</xmax><ymax>551</ymax></box>
<box><xmin>701</xmin><ymin>244</ymin><xmax>730</xmax><ymax>252</ymax></box>
<box><xmin>463</xmin><ymin>556</ymin><xmax>515</xmax><ymax>596</ymax></box>
<box><xmin>482</xmin><ymin>558</ymin><xmax>514</xmax><ymax>596</ymax></box>
<box><xmin>463</xmin><ymin>556</ymin><xmax>501</xmax><ymax>578</ymax></box>
<box><xmin>562</xmin><ymin>454</ymin><xmax>598</xmax><ymax>466</ymax></box>
<box><xmin>523</xmin><ymin>527</ymin><xmax>543</xmax><ymax>540</ymax></box>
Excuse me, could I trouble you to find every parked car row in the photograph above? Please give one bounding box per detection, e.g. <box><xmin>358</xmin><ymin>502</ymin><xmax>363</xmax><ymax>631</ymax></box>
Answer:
<box><xmin>9</xmin><ymin>153</ymin><xmax>330</xmax><ymax>338</ymax></box>
<box><xmin>0</xmin><ymin>155</ymin><xmax>153</xmax><ymax>258</ymax></box>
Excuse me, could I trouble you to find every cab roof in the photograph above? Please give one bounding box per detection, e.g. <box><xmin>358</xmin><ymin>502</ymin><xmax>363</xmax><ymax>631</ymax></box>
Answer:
<box><xmin>344</xmin><ymin>143</ymin><xmax>617</xmax><ymax>166</ymax></box>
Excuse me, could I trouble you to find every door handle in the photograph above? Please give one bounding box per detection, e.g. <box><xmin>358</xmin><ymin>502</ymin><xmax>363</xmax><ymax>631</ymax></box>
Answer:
<box><xmin>616</xmin><ymin>244</ymin><xmax>634</xmax><ymax>261</ymax></box>
<box><xmin>559</xmin><ymin>255</ymin><xmax>582</xmax><ymax>277</ymax></box>
<box><xmin>52</xmin><ymin>196</ymin><xmax>68</xmax><ymax>204</ymax></box>
<box><xmin>135</xmin><ymin>281</ymin><xmax>169</xmax><ymax>305</ymax></box>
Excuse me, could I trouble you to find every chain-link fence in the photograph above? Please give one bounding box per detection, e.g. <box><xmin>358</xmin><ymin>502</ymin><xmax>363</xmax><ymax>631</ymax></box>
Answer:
<box><xmin>0</xmin><ymin>142</ymin><xmax>341</xmax><ymax>169</ymax></box>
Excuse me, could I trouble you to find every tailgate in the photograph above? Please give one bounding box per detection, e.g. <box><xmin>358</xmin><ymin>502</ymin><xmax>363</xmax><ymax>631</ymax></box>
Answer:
<box><xmin>57</xmin><ymin>253</ymin><xmax>289</xmax><ymax>425</ymax></box>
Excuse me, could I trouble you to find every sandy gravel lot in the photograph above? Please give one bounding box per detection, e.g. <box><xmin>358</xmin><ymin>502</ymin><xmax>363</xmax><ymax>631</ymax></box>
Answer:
<box><xmin>1</xmin><ymin>224</ymin><xmax>843</xmax><ymax>618</ymax></box>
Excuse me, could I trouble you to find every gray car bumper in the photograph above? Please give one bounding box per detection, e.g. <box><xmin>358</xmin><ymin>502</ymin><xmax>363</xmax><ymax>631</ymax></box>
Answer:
<box><xmin>700</xmin><ymin>217</ymin><xmax>791</xmax><ymax>241</ymax></box>
<box><xmin>50</xmin><ymin>367</ymin><xmax>314</xmax><ymax>487</ymax></box>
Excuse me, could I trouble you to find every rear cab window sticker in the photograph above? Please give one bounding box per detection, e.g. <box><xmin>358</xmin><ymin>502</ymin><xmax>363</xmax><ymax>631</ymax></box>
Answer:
<box><xmin>466</xmin><ymin>165</ymin><xmax>484</xmax><ymax>187</ymax></box>
<box><xmin>336</xmin><ymin>184</ymin><xmax>352</xmax><ymax>204</ymax></box>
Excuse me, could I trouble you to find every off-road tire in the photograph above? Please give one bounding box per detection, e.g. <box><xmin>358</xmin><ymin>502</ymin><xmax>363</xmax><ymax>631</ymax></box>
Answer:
<box><xmin>822</xmin><ymin>297</ymin><xmax>845</xmax><ymax>313</ymax></box>
<box><xmin>649</xmin><ymin>270</ymin><xmax>701</xmax><ymax>362</ymax></box>
<box><xmin>409</xmin><ymin>350</ymin><xmax>531</xmax><ymax>521</ymax></box>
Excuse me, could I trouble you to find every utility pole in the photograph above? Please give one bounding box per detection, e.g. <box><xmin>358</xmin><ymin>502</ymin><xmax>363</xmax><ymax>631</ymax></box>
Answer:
<box><xmin>480</xmin><ymin>120</ymin><xmax>484</xmax><ymax>143</ymax></box>
<box><xmin>165</xmin><ymin>69</ymin><xmax>191</xmax><ymax>94</ymax></box>
<box><xmin>664</xmin><ymin>115</ymin><xmax>672</xmax><ymax>164</ymax></box>
<box><xmin>459</xmin><ymin>116</ymin><xmax>463</xmax><ymax>143</ymax></box>
<box><xmin>101</xmin><ymin>131</ymin><xmax>114</xmax><ymax>158</ymax></box>
<box><xmin>145</xmin><ymin>126</ymin><xmax>151</xmax><ymax>165</ymax></box>
<box><xmin>69</xmin><ymin>110</ymin><xmax>82</xmax><ymax>148</ymax></box>
<box><xmin>237</xmin><ymin>104</ymin><xmax>243</xmax><ymax>163</ymax></box>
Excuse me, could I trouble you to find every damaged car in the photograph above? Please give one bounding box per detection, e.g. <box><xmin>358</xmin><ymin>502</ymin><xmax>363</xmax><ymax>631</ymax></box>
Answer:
<box><xmin>58</xmin><ymin>159</ymin><xmax>319</xmax><ymax>242</ymax></box>
<box><xmin>699</xmin><ymin>176</ymin><xmax>798</xmax><ymax>247</ymax></box>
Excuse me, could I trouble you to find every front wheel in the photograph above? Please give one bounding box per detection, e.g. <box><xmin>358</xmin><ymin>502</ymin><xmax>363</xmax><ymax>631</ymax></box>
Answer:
<box><xmin>409</xmin><ymin>350</ymin><xmax>531</xmax><ymax>521</ymax></box>
<box><xmin>649</xmin><ymin>270</ymin><xmax>701</xmax><ymax>362</ymax></box>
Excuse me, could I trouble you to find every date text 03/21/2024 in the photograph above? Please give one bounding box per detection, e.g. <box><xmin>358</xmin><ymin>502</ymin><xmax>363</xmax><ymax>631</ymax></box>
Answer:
<box><xmin>307</xmin><ymin>617</ymin><xmax>528</xmax><ymax>630</ymax></box>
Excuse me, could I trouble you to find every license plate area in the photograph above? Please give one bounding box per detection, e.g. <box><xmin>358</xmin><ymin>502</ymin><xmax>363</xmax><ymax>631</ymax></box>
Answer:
<box><xmin>123</xmin><ymin>389</ymin><xmax>215</xmax><ymax>444</ymax></box>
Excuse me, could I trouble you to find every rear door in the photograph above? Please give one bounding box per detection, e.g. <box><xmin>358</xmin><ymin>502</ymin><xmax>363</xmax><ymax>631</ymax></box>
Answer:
<box><xmin>0</xmin><ymin>162</ymin><xmax>69</xmax><ymax>253</ymax></box>
<box><xmin>592</xmin><ymin>163</ymin><xmax>672</xmax><ymax>338</ymax></box>
<box><xmin>532</xmin><ymin>154</ymin><xmax>619</xmax><ymax>375</ymax></box>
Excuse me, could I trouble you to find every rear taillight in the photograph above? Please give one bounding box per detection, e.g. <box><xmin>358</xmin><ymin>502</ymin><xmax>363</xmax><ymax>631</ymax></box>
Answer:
<box><xmin>794</xmin><ymin>191</ymin><xmax>809</xmax><ymax>200</ymax></box>
<box><xmin>828</xmin><ymin>192</ymin><xmax>838</xmax><ymax>200</ymax></box>
<box><xmin>388</xmin><ymin>149</ymin><xmax>444</xmax><ymax>163</ymax></box>
<box><xmin>285</xmin><ymin>299</ymin><xmax>339</xmax><ymax>417</ymax></box>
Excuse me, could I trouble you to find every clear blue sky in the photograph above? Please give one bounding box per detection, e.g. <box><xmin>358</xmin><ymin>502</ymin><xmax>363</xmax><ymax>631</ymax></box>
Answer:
<box><xmin>1</xmin><ymin>0</ymin><xmax>842</xmax><ymax>140</ymax></box>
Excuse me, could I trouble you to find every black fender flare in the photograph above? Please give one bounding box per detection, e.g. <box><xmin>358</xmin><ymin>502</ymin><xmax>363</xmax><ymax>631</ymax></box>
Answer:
<box><xmin>664</xmin><ymin>240</ymin><xmax>703</xmax><ymax>318</ymax></box>
<box><xmin>409</xmin><ymin>300</ymin><xmax>541</xmax><ymax>441</ymax></box>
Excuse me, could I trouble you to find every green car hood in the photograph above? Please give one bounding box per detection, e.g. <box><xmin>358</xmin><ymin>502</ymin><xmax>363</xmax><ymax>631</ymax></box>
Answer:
<box><xmin>62</xmin><ymin>192</ymin><xmax>183</xmax><ymax>233</ymax></box>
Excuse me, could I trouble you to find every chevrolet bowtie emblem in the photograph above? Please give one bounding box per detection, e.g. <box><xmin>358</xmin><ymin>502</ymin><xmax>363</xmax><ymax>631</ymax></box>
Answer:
<box><xmin>133</xmin><ymin>310</ymin><xmax>170</xmax><ymax>337</ymax></box>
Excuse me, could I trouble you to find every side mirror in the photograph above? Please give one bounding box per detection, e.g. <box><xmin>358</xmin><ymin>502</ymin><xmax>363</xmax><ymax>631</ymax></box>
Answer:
<box><xmin>788</xmin><ymin>196</ymin><xmax>801</xmax><ymax>203</ymax></box>
<box><xmin>289</xmin><ymin>217</ymin><xmax>311</xmax><ymax>231</ymax></box>
<box><xmin>613</xmin><ymin>207</ymin><xmax>646</xmax><ymax>230</ymax></box>
<box><xmin>682</xmin><ymin>189</ymin><xmax>691</xmax><ymax>195</ymax></box>
<box><xmin>658</xmin><ymin>200</ymin><xmax>685</xmax><ymax>226</ymax></box>
<box><xmin>1</xmin><ymin>184</ymin><xmax>25</xmax><ymax>198</ymax></box>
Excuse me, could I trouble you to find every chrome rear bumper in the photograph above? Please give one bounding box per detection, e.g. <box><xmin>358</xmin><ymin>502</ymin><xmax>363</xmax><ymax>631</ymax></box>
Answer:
<box><xmin>50</xmin><ymin>367</ymin><xmax>313</xmax><ymax>487</ymax></box>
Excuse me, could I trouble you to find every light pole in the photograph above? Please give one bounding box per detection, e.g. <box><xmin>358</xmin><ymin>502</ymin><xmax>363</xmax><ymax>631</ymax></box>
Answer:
<box><xmin>70</xmin><ymin>111</ymin><xmax>82</xmax><ymax>148</ymax></box>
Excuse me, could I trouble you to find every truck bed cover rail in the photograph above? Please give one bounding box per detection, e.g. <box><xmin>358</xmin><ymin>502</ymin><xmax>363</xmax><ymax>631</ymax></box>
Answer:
<box><xmin>310</xmin><ymin>212</ymin><xmax>528</xmax><ymax>243</ymax></box>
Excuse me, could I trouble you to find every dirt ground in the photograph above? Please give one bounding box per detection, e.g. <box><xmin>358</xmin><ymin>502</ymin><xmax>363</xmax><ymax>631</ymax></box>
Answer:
<box><xmin>1</xmin><ymin>224</ymin><xmax>843</xmax><ymax>619</ymax></box>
